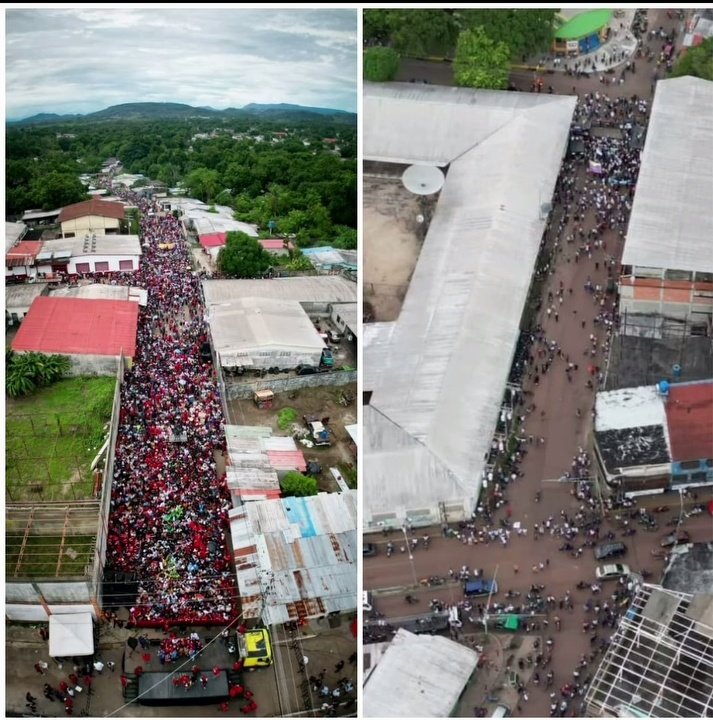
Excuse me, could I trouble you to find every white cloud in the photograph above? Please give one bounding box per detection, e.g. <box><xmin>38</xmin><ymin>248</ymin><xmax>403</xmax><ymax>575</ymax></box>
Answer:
<box><xmin>5</xmin><ymin>7</ymin><xmax>357</xmax><ymax>118</ymax></box>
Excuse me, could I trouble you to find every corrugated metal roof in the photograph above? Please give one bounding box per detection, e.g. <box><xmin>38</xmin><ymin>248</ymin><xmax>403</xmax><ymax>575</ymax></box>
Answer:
<box><xmin>364</xmin><ymin>84</ymin><xmax>576</xmax><ymax>524</ymax></box>
<box><xmin>262</xmin><ymin>436</ymin><xmax>299</xmax><ymax>452</ymax></box>
<box><xmin>225</xmin><ymin>425</ymin><xmax>272</xmax><ymax>440</ymax></box>
<box><xmin>6</xmin><ymin>221</ymin><xmax>27</xmax><ymax>251</ymax></box>
<box><xmin>6</xmin><ymin>282</ymin><xmax>49</xmax><ymax>309</ymax></box>
<box><xmin>208</xmin><ymin>297</ymin><xmax>325</xmax><ymax>357</ymax></box>
<box><xmin>364</xmin><ymin>629</ymin><xmax>479</xmax><ymax>718</ymax></box>
<box><xmin>6</xmin><ymin>240</ymin><xmax>43</xmax><ymax>265</ymax></box>
<box><xmin>229</xmin><ymin>491</ymin><xmax>358</xmax><ymax>624</ymax></box>
<box><xmin>229</xmin><ymin>493</ymin><xmax>357</xmax><ymax>624</ymax></box>
<box><xmin>199</xmin><ymin>232</ymin><xmax>227</xmax><ymax>249</ymax></box>
<box><xmin>203</xmin><ymin>276</ymin><xmax>357</xmax><ymax>305</ymax></box>
<box><xmin>622</xmin><ymin>77</ymin><xmax>713</xmax><ymax>273</ymax></box>
<box><xmin>12</xmin><ymin>296</ymin><xmax>138</xmax><ymax>357</ymax></box>
<box><xmin>267</xmin><ymin>450</ymin><xmax>307</xmax><ymax>471</ymax></box>
<box><xmin>665</xmin><ymin>380</ymin><xmax>713</xmax><ymax>462</ymax></box>
<box><xmin>58</xmin><ymin>198</ymin><xmax>125</xmax><ymax>223</ymax></box>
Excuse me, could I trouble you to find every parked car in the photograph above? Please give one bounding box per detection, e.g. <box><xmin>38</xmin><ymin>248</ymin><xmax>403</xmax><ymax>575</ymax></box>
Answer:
<box><xmin>296</xmin><ymin>364</ymin><xmax>317</xmax><ymax>375</ymax></box>
<box><xmin>660</xmin><ymin>530</ymin><xmax>691</xmax><ymax>548</ymax></box>
<box><xmin>320</xmin><ymin>348</ymin><xmax>335</xmax><ymax>367</ymax></box>
<box><xmin>464</xmin><ymin>579</ymin><xmax>498</xmax><ymax>597</ymax></box>
<box><xmin>363</xmin><ymin>543</ymin><xmax>378</xmax><ymax>557</ymax></box>
<box><xmin>327</xmin><ymin>329</ymin><xmax>342</xmax><ymax>343</ymax></box>
<box><xmin>595</xmin><ymin>563</ymin><xmax>631</xmax><ymax>580</ymax></box>
<box><xmin>594</xmin><ymin>542</ymin><xmax>627</xmax><ymax>561</ymax></box>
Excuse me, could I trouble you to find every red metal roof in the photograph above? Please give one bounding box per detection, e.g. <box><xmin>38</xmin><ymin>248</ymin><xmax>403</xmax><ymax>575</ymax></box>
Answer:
<box><xmin>259</xmin><ymin>238</ymin><xmax>294</xmax><ymax>251</ymax></box>
<box><xmin>6</xmin><ymin>240</ymin><xmax>43</xmax><ymax>266</ymax></box>
<box><xmin>199</xmin><ymin>233</ymin><xmax>227</xmax><ymax>249</ymax></box>
<box><xmin>665</xmin><ymin>381</ymin><xmax>713</xmax><ymax>462</ymax></box>
<box><xmin>58</xmin><ymin>198</ymin><xmax>126</xmax><ymax>223</ymax></box>
<box><xmin>12</xmin><ymin>297</ymin><xmax>139</xmax><ymax>357</ymax></box>
<box><xmin>267</xmin><ymin>450</ymin><xmax>307</xmax><ymax>471</ymax></box>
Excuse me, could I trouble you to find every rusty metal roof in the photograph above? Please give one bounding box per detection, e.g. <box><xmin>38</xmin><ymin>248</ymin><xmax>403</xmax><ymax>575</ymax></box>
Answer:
<box><xmin>229</xmin><ymin>492</ymin><xmax>357</xmax><ymax>625</ymax></box>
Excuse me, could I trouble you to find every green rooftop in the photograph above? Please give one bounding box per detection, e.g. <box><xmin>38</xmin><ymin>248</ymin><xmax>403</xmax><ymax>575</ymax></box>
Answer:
<box><xmin>554</xmin><ymin>9</ymin><xmax>613</xmax><ymax>41</ymax></box>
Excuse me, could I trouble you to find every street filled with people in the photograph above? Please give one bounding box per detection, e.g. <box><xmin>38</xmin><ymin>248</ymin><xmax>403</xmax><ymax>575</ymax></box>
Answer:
<box><xmin>103</xmin><ymin>190</ymin><xmax>238</xmax><ymax>627</ymax></box>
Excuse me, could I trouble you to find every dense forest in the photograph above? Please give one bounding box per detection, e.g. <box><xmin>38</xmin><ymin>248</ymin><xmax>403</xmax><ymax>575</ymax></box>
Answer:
<box><xmin>6</xmin><ymin>114</ymin><xmax>357</xmax><ymax>248</ymax></box>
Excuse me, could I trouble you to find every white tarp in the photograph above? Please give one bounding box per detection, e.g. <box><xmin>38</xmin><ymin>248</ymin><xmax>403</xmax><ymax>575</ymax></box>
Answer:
<box><xmin>49</xmin><ymin>613</ymin><xmax>94</xmax><ymax>657</ymax></box>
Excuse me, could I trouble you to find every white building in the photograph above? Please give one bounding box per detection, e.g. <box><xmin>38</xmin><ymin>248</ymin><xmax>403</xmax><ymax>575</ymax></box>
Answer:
<box><xmin>208</xmin><ymin>296</ymin><xmax>325</xmax><ymax>370</ymax></box>
<box><xmin>36</xmin><ymin>235</ymin><xmax>141</xmax><ymax>277</ymax></box>
<box><xmin>363</xmin><ymin>83</ymin><xmax>576</xmax><ymax>528</ymax></box>
<box><xmin>619</xmin><ymin>77</ymin><xmax>713</xmax><ymax>337</ymax></box>
<box><xmin>58</xmin><ymin>198</ymin><xmax>126</xmax><ymax>238</ymax></box>
<box><xmin>363</xmin><ymin>629</ymin><xmax>479</xmax><ymax>718</ymax></box>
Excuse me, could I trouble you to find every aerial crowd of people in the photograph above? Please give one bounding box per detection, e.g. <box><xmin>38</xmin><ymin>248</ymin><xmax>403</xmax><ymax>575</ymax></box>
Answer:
<box><xmin>103</xmin><ymin>189</ymin><xmax>238</xmax><ymax>626</ymax></box>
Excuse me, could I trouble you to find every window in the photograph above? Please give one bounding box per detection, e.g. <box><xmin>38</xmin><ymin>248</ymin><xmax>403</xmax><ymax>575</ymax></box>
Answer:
<box><xmin>695</xmin><ymin>271</ymin><xmax>713</xmax><ymax>284</ymax></box>
<box><xmin>119</xmin><ymin>259</ymin><xmax>134</xmax><ymax>271</ymax></box>
<box><xmin>690</xmin><ymin>471</ymin><xmax>707</xmax><ymax>483</ymax></box>
<box><xmin>664</xmin><ymin>269</ymin><xmax>692</xmax><ymax>282</ymax></box>
<box><xmin>363</xmin><ymin>391</ymin><xmax>373</xmax><ymax>406</ymax></box>
<box><xmin>679</xmin><ymin>460</ymin><xmax>701</xmax><ymax>471</ymax></box>
<box><xmin>75</xmin><ymin>262</ymin><xmax>90</xmax><ymax>274</ymax></box>
<box><xmin>94</xmin><ymin>261</ymin><xmax>109</xmax><ymax>272</ymax></box>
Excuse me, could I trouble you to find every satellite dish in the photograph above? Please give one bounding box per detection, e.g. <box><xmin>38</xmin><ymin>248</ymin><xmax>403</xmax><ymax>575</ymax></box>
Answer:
<box><xmin>402</xmin><ymin>164</ymin><xmax>445</xmax><ymax>195</ymax></box>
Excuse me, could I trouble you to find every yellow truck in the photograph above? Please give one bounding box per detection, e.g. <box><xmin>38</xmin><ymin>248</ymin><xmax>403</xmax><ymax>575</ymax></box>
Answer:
<box><xmin>238</xmin><ymin>628</ymin><xmax>273</xmax><ymax>669</ymax></box>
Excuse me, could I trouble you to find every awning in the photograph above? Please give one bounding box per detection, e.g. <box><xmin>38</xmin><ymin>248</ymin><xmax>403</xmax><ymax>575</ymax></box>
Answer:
<box><xmin>49</xmin><ymin>613</ymin><xmax>94</xmax><ymax>657</ymax></box>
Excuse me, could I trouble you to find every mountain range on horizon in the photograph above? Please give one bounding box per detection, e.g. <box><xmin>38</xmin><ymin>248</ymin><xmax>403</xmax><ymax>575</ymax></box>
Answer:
<box><xmin>8</xmin><ymin>101</ymin><xmax>356</xmax><ymax>126</ymax></box>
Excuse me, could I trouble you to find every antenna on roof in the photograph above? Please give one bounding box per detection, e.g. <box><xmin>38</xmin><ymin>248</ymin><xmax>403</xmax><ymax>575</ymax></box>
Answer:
<box><xmin>402</xmin><ymin>164</ymin><xmax>445</xmax><ymax>196</ymax></box>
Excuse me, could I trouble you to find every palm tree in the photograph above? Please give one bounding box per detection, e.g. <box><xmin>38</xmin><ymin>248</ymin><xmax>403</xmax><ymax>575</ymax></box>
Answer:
<box><xmin>6</xmin><ymin>364</ymin><xmax>37</xmax><ymax>397</ymax></box>
<box><xmin>43</xmin><ymin>354</ymin><xmax>71</xmax><ymax>383</ymax></box>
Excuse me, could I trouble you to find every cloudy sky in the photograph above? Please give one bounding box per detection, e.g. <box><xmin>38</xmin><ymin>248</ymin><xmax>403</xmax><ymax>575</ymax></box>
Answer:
<box><xmin>5</xmin><ymin>7</ymin><xmax>357</xmax><ymax>119</ymax></box>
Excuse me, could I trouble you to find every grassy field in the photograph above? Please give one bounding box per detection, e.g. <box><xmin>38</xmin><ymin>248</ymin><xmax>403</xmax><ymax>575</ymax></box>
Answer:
<box><xmin>6</xmin><ymin>376</ymin><xmax>115</xmax><ymax>501</ymax></box>
<box><xmin>6</xmin><ymin>534</ymin><xmax>96</xmax><ymax>579</ymax></box>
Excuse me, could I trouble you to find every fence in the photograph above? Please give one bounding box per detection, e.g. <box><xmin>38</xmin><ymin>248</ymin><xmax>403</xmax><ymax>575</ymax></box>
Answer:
<box><xmin>224</xmin><ymin>369</ymin><xmax>358</xmax><ymax>400</ymax></box>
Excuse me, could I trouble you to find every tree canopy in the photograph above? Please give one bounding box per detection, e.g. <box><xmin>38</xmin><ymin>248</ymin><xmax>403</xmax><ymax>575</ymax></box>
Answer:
<box><xmin>281</xmin><ymin>471</ymin><xmax>318</xmax><ymax>497</ymax></box>
<box><xmin>454</xmin><ymin>27</ymin><xmax>511</xmax><ymax>90</ymax></box>
<box><xmin>6</xmin><ymin>117</ymin><xmax>357</xmax><ymax>248</ymax></box>
<box><xmin>216</xmin><ymin>231</ymin><xmax>272</xmax><ymax>278</ymax></box>
<box><xmin>363</xmin><ymin>8</ymin><xmax>558</xmax><ymax>64</ymax></box>
<box><xmin>364</xmin><ymin>47</ymin><xmax>401</xmax><ymax>82</ymax></box>
<box><xmin>671</xmin><ymin>38</ymin><xmax>713</xmax><ymax>81</ymax></box>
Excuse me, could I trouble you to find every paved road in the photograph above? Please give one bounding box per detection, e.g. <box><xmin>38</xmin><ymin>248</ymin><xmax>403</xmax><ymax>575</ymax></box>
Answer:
<box><xmin>367</xmin><ymin>8</ymin><xmax>710</xmax><ymax>718</ymax></box>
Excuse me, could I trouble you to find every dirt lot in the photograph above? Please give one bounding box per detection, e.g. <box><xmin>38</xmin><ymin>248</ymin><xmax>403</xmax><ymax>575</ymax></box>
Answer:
<box><xmin>364</xmin><ymin>176</ymin><xmax>431</xmax><ymax>322</ymax></box>
<box><xmin>225</xmin><ymin>383</ymin><xmax>357</xmax><ymax>492</ymax></box>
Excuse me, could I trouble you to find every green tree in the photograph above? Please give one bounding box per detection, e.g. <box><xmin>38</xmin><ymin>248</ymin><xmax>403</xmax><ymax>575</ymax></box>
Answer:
<box><xmin>5</xmin><ymin>351</ymin><xmax>70</xmax><ymax>397</ymax></box>
<box><xmin>454</xmin><ymin>27</ymin><xmax>511</xmax><ymax>89</ymax></box>
<box><xmin>281</xmin><ymin>471</ymin><xmax>318</xmax><ymax>497</ymax></box>
<box><xmin>33</xmin><ymin>172</ymin><xmax>88</xmax><ymax>210</ymax></box>
<box><xmin>458</xmin><ymin>9</ymin><xmax>558</xmax><ymax>60</ymax></box>
<box><xmin>217</xmin><ymin>231</ymin><xmax>272</xmax><ymax>278</ymax></box>
<box><xmin>332</xmin><ymin>225</ymin><xmax>357</xmax><ymax>250</ymax></box>
<box><xmin>185</xmin><ymin>167</ymin><xmax>220</xmax><ymax>202</ymax></box>
<box><xmin>364</xmin><ymin>47</ymin><xmax>401</xmax><ymax>82</ymax></box>
<box><xmin>671</xmin><ymin>37</ymin><xmax>713</xmax><ymax>81</ymax></box>
<box><xmin>389</xmin><ymin>10</ymin><xmax>460</xmax><ymax>57</ymax></box>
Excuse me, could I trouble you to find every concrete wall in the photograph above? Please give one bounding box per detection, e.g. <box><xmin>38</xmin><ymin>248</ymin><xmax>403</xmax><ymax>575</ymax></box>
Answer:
<box><xmin>37</xmin><ymin>254</ymin><xmax>139</xmax><ymax>275</ymax></box>
<box><xmin>225</xmin><ymin>369</ymin><xmax>357</xmax><ymax>400</ymax></box>
<box><xmin>68</xmin><ymin>353</ymin><xmax>124</xmax><ymax>377</ymax></box>
<box><xmin>37</xmin><ymin>582</ymin><xmax>92</xmax><ymax>603</ymax></box>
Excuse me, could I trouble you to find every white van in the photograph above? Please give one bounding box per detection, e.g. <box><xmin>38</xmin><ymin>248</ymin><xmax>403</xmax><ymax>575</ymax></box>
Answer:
<box><xmin>491</xmin><ymin>704</ymin><xmax>511</xmax><ymax>718</ymax></box>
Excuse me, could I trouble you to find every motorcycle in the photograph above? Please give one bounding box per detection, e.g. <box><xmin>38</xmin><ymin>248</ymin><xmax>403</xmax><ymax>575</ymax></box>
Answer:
<box><xmin>559</xmin><ymin>542</ymin><xmax>574</xmax><ymax>552</ymax></box>
<box><xmin>535</xmin><ymin>491</ymin><xmax>542</xmax><ymax>503</ymax></box>
<box><xmin>641</xmin><ymin>570</ymin><xmax>653</xmax><ymax>579</ymax></box>
<box><xmin>576</xmin><ymin>581</ymin><xmax>589</xmax><ymax>590</ymax></box>
<box><xmin>386</xmin><ymin>542</ymin><xmax>394</xmax><ymax>557</ymax></box>
<box><xmin>505</xmin><ymin>590</ymin><xmax>521</xmax><ymax>599</ymax></box>
<box><xmin>622</xmin><ymin>528</ymin><xmax>637</xmax><ymax>537</ymax></box>
<box><xmin>652</xmin><ymin>506</ymin><xmax>669</xmax><ymax>513</ymax></box>
<box><xmin>405</xmin><ymin>594</ymin><xmax>419</xmax><ymax>605</ymax></box>
<box><xmin>684</xmin><ymin>506</ymin><xmax>703</xmax><ymax>518</ymax></box>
